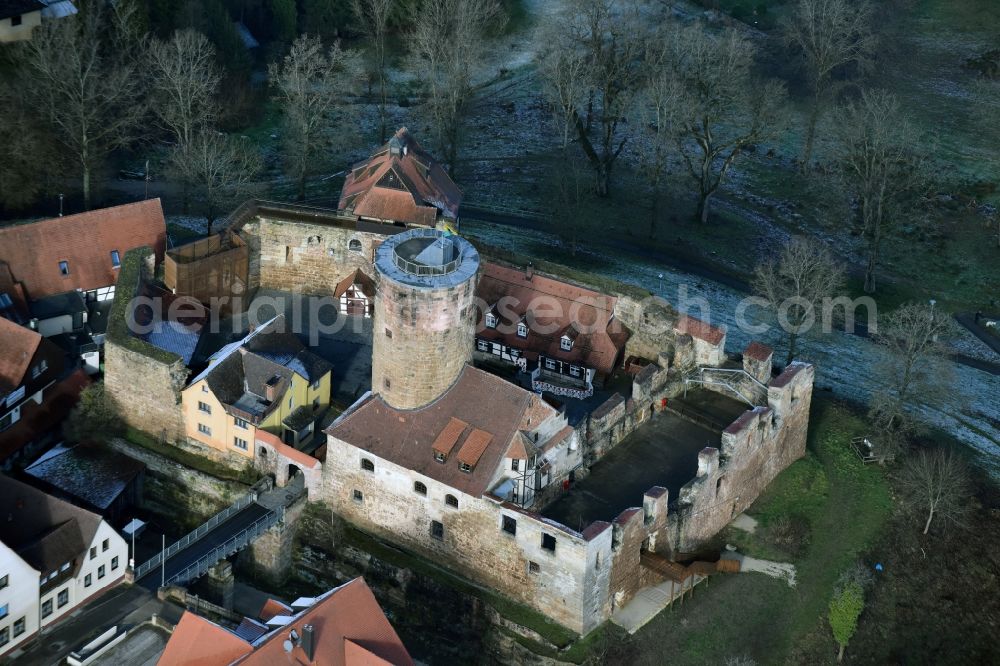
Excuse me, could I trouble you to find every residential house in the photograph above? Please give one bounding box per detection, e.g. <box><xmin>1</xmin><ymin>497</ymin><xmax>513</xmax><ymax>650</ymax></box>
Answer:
<box><xmin>0</xmin><ymin>317</ymin><xmax>66</xmax><ymax>464</ymax></box>
<box><xmin>157</xmin><ymin>577</ymin><xmax>413</xmax><ymax>665</ymax></box>
<box><xmin>182</xmin><ymin>316</ymin><xmax>332</xmax><ymax>461</ymax></box>
<box><xmin>475</xmin><ymin>262</ymin><xmax>630</xmax><ymax>399</ymax></box>
<box><xmin>0</xmin><ymin>1</ymin><xmax>43</xmax><ymax>42</ymax></box>
<box><xmin>339</xmin><ymin>127</ymin><xmax>462</xmax><ymax>230</ymax></box>
<box><xmin>0</xmin><ymin>474</ymin><xmax>128</xmax><ymax>658</ymax></box>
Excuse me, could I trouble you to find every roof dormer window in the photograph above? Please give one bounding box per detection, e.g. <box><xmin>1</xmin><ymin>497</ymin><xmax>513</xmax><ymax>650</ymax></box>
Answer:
<box><xmin>111</xmin><ymin>250</ymin><xmax>121</xmax><ymax>268</ymax></box>
<box><xmin>434</xmin><ymin>451</ymin><xmax>447</xmax><ymax>463</ymax></box>
<box><xmin>560</xmin><ymin>335</ymin><xmax>573</xmax><ymax>351</ymax></box>
<box><xmin>485</xmin><ymin>312</ymin><xmax>497</xmax><ymax>329</ymax></box>
<box><xmin>59</xmin><ymin>261</ymin><xmax>69</xmax><ymax>276</ymax></box>
<box><xmin>516</xmin><ymin>322</ymin><xmax>528</xmax><ymax>338</ymax></box>
<box><xmin>459</xmin><ymin>462</ymin><xmax>473</xmax><ymax>473</ymax></box>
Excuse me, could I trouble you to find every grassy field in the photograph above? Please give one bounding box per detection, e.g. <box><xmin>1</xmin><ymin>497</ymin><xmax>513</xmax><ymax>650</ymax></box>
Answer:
<box><xmin>602</xmin><ymin>397</ymin><xmax>893</xmax><ymax>665</ymax></box>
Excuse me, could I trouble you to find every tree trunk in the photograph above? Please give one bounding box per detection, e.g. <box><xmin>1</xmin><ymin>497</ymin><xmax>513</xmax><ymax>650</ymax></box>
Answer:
<box><xmin>595</xmin><ymin>164</ymin><xmax>610</xmax><ymax>198</ymax></box>
<box><xmin>696</xmin><ymin>191</ymin><xmax>712</xmax><ymax>224</ymax></box>
<box><xmin>864</xmin><ymin>251</ymin><xmax>877</xmax><ymax>294</ymax></box>
<box><xmin>82</xmin><ymin>165</ymin><xmax>91</xmax><ymax>211</ymax></box>
<box><xmin>786</xmin><ymin>330</ymin><xmax>798</xmax><ymax>366</ymax></box>
<box><xmin>923</xmin><ymin>506</ymin><xmax>934</xmax><ymax>535</ymax></box>
<box><xmin>837</xmin><ymin>643</ymin><xmax>845</xmax><ymax>663</ymax></box>
<box><xmin>801</xmin><ymin>91</ymin><xmax>822</xmax><ymax>172</ymax></box>
<box><xmin>297</xmin><ymin>170</ymin><xmax>307</xmax><ymax>201</ymax></box>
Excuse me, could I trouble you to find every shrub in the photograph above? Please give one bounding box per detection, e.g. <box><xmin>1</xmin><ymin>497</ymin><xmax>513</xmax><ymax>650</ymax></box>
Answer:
<box><xmin>63</xmin><ymin>383</ymin><xmax>123</xmax><ymax>443</ymax></box>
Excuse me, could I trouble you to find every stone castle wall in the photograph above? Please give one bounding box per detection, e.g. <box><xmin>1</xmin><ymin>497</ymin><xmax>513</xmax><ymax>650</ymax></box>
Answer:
<box><xmin>371</xmin><ymin>271</ymin><xmax>478</xmax><ymax>411</ymax></box>
<box><xmin>320</xmin><ymin>439</ymin><xmax>612</xmax><ymax>634</ymax></box>
<box><xmin>668</xmin><ymin>363</ymin><xmax>815</xmax><ymax>552</ymax></box>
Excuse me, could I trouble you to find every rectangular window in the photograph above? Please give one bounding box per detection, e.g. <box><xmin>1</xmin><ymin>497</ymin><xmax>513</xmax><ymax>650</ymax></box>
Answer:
<box><xmin>0</xmin><ymin>627</ymin><xmax>7</xmax><ymax>647</ymax></box>
<box><xmin>430</xmin><ymin>520</ymin><xmax>444</xmax><ymax>540</ymax></box>
<box><xmin>11</xmin><ymin>15</ymin><xmax>22</xmax><ymax>26</ymax></box>
<box><xmin>545</xmin><ymin>358</ymin><xmax>557</xmax><ymax>370</ymax></box>
<box><xmin>234</xmin><ymin>437</ymin><xmax>248</xmax><ymax>450</ymax></box>
<box><xmin>528</xmin><ymin>561</ymin><xmax>540</xmax><ymax>574</ymax></box>
<box><xmin>570</xmin><ymin>365</ymin><xmax>581</xmax><ymax>377</ymax></box>
<box><xmin>511</xmin><ymin>459</ymin><xmax>519</xmax><ymax>471</ymax></box>
<box><xmin>90</xmin><ymin>547</ymin><xmax>96</xmax><ymax>560</ymax></box>
<box><xmin>98</xmin><ymin>565</ymin><xmax>105</xmax><ymax>579</ymax></box>
<box><xmin>352</xmin><ymin>489</ymin><xmax>363</xmax><ymax>503</ymax></box>
<box><xmin>502</xmin><ymin>515</ymin><xmax>517</xmax><ymax>535</ymax></box>
<box><xmin>477</xmin><ymin>339</ymin><xmax>488</xmax><ymax>352</ymax></box>
<box><xmin>434</xmin><ymin>452</ymin><xmax>446</xmax><ymax>463</ymax></box>
<box><xmin>60</xmin><ymin>562</ymin><xmax>70</xmax><ymax>572</ymax></box>
<box><xmin>0</xmin><ymin>604</ymin><xmax>7</xmax><ymax>619</ymax></box>
<box><xmin>459</xmin><ymin>462</ymin><xmax>472</xmax><ymax>473</ymax></box>
<box><xmin>517</xmin><ymin>323</ymin><xmax>528</xmax><ymax>338</ymax></box>
<box><xmin>102</xmin><ymin>539</ymin><xmax>109</xmax><ymax>552</ymax></box>
<box><xmin>198</xmin><ymin>423</ymin><xmax>211</xmax><ymax>436</ymax></box>
<box><xmin>311</xmin><ymin>379</ymin><xmax>320</xmax><ymax>390</ymax></box>
<box><xmin>234</xmin><ymin>417</ymin><xmax>248</xmax><ymax>429</ymax></box>
<box><xmin>42</xmin><ymin>600</ymin><xmax>53</xmax><ymax>618</ymax></box>
<box><xmin>112</xmin><ymin>556</ymin><xmax>119</xmax><ymax>571</ymax></box>
<box><xmin>57</xmin><ymin>589</ymin><xmax>69</xmax><ymax>608</ymax></box>
<box><xmin>560</xmin><ymin>336</ymin><xmax>573</xmax><ymax>351</ymax></box>
<box><xmin>0</xmin><ymin>574</ymin><xmax>7</xmax><ymax>589</ymax></box>
<box><xmin>201</xmin><ymin>383</ymin><xmax>208</xmax><ymax>392</ymax></box>
<box><xmin>59</xmin><ymin>261</ymin><xmax>69</xmax><ymax>275</ymax></box>
<box><xmin>485</xmin><ymin>313</ymin><xmax>497</xmax><ymax>328</ymax></box>
<box><xmin>110</xmin><ymin>250</ymin><xmax>121</xmax><ymax>268</ymax></box>
<box><xmin>197</xmin><ymin>401</ymin><xmax>211</xmax><ymax>414</ymax></box>
<box><xmin>384</xmin><ymin>328</ymin><xmax>392</xmax><ymax>339</ymax></box>
<box><xmin>84</xmin><ymin>574</ymin><xmax>92</xmax><ymax>587</ymax></box>
<box><xmin>13</xmin><ymin>617</ymin><xmax>24</xmax><ymax>637</ymax></box>
<box><xmin>541</xmin><ymin>534</ymin><xmax>557</xmax><ymax>553</ymax></box>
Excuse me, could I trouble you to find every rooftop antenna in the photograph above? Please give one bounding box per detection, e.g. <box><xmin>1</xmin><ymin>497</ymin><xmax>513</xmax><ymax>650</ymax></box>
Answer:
<box><xmin>58</xmin><ymin>193</ymin><xmax>64</xmax><ymax>217</ymax></box>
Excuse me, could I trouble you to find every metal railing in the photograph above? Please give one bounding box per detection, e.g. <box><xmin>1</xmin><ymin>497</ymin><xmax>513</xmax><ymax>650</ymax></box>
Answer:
<box><xmin>684</xmin><ymin>367</ymin><xmax>769</xmax><ymax>408</ymax></box>
<box><xmin>134</xmin><ymin>491</ymin><xmax>256</xmax><ymax>579</ymax></box>
<box><xmin>391</xmin><ymin>228</ymin><xmax>462</xmax><ymax>276</ymax></box>
<box><xmin>165</xmin><ymin>509</ymin><xmax>282</xmax><ymax>586</ymax></box>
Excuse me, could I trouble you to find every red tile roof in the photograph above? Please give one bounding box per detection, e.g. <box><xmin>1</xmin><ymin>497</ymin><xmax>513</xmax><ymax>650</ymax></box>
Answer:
<box><xmin>431</xmin><ymin>417</ymin><xmax>468</xmax><ymax>456</ymax></box>
<box><xmin>327</xmin><ymin>366</ymin><xmax>558</xmax><ymax>498</ymax></box>
<box><xmin>339</xmin><ymin>128</ymin><xmax>461</xmax><ymax>227</ymax></box>
<box><xmin>723</xmin><ymin>407</ymin><xmax>770</xmax><ymax>435</ymax></box>
<box><xmin>769</xmin><ymin>362</ymin><xmax>808</xmax><ymax>388</ymax></box>
<box><xmin>744</xmin><ymin>341</ymin><xmax>773</xmax><ymax>362</ymax></box>
<box><xmin>475</xmin><ymin>263</ymin><xmax>629</xmax><ymax>375</ymax></box>
<box><xmin>0</xmin><ymin>199</ymin><xmax>166</xmax><ymax>300</ymax></box>
<box><xmin>333</xmin><ymin>268</ymin><xmax>376</xmax><ymax>300</ymax></box>
<box><xmin>254</xmin><ymin>430</ymin><xmax>321</xmax><ymax>470</ymax></box>
<box><xmin>456</xmin><ymin>429</ymin><xmax>493</xmax><ymax>467</ymax></box>
<box><xmin>158</xmin><ymin>612</ymin><xmax>252</xmax><ymax>666</ymax></box>
<box><xmin>0</xmin><ymin>317</ymin><xmax>42</xmax><ymax>394</ymax></box>
<box><xmin>159</xmin><ymin>579</ymin><xmax>412</xmax><ymax>666</ymax></box>
<box><xmin>674</xmin><ymin>315</ymin><xmax>725</xmax><ymax>345</ymax></box>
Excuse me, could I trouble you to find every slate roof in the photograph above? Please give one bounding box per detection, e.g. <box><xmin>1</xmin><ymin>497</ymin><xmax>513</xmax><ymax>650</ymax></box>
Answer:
<box><xmin>475</xmin><ymin>262</ymin><xmax>630</xmax><ymax>375</ymax></box>
<box><xmin>0</xmin><ymin>0</ymin><xmax>44</xmax><ymax>20</ymax></box>
<box><xmin>24</xmin><ymin>444</ymin><xmax>144</xmax><ymax>511</ymax></box>
<box><xmin>193</xmin><ymin>316</ymin><xmax>332</xmax><ymax>424</ymax></box>
<box><xmin>327</xmin><ymin>366</ymin><xmax>558</xmax><ymax>497</ymax></box>
<box><xmin>0</xmin><ymin>316</ymin><xmax>41</xmax><ymax>395</ymax></box>
<box><xmin>29</xmin><ymin>290</ymin><xmax>87</xmax><ymax>320</ymax></box>
<box><xmin>0</xmin><ymin>473</ymin><xmax>102</xmax><ymax>577</ymax></box>
<box><xmin>339</xmin><ymin>127</ymin><xmax>461</xmax><ymax>227</ymax></box>
<box><xmin>0</xmin><ymin>199</ymin><xmax>166</xmax><ymax>300</ymax></box>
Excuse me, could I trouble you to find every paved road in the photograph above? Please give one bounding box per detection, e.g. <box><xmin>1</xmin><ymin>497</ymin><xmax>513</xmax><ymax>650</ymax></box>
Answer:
<box><xmin>136</xmin><ymin>502</ymin><xmax>274</xmax><ymax>590</ymax></box>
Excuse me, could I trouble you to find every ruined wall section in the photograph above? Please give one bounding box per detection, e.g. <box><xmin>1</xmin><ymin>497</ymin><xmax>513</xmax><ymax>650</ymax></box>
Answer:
<box><xmin>241</xmin><ymin>216</ymin><xmax>385</xmax><ymax>296</ymax></box>
<box><xmin>321</xmin><ymin>438</ymin><xmax>612</xmax><ymax>634</ymax></box>
<box><xmin>104</xmin><ymin>247</ymin><xmax>187</xmax><ymax>441</ymax></box>
<box><xmin>667</xmin><ymin>363</ymin><xmax>815</xmax><ymax>552</ymax></box>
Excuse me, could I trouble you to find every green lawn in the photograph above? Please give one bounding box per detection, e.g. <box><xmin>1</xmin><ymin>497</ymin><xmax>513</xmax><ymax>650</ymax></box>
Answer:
<box><xmin>615</xmin><ymin>397</ymin><xmax>893</xmax><ymax>665</ymax></box>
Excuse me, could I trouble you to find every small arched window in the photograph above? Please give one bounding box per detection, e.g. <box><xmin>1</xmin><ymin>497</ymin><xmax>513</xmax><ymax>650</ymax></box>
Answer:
<box><xmin>348</xmin><ymin>238</ymin><xmax>362</xmax><ymax>253</ymax></box>
<box><xmin>361</xmin><ymin>458</ymin><xmax>375</xmax><ymax>472</ymax></box>
<box><xmin>445</xmin><ymin>494</ymin><xmax>459</xmax><ymax>508</ymax></box>
<box><xmin>716</xmin><ymin>476</ymin><xmax>724</xmax><ymax>496</ymax></box>
<box><xmin>414</xmin><ymin>481</ymin><xmax>427</xmax><ymax>495</ymax></box>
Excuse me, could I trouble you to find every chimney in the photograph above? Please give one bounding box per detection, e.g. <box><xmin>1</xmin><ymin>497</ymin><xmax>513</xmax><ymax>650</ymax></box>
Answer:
<box><xmin>302</xmin><ymin>624</ymin><xmax>315</xmax><ymax>661</ymax></box>
<box><xmin>525</xmin><ymin>263</ymin><xmax>534</xmax><ymax>280</ymax></box>
<box><xmin>265</xmin><ymin>376</ymin><xmax>281</xmax><ymax>403</ymax></box>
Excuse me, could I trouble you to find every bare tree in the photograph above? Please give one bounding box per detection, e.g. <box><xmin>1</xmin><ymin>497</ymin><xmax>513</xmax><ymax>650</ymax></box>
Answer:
<box><xmin>169</xmin><ymin>131</ymin><xmax>263</xmax><ymax>234</ymax></box>
<box><xmin>269</xmin><ymin>35</ymin><xmax>362</xmax><ymax>200</ymax></box>
<box><xmin>18</xmin><ymin>3</ymin><xmax>146</xmax><ymax>209</ymax></box>
<box><xmin>636</xmin><ymin>40</ymin><xmax>682</xmax><ymax>237</ymax></box>
<box><xmin>536</xmin><ymin>26</ymin><xmax>588</xmax><ymax>151</ymax></box>
<box><xmin>661</xmin><ymin>23</ymin><xmax>787</xmax><ymax>223</ymax></box>
<box><xmin>782</xmin><ymin>0</ymin><xmax>875</xmax><ymax>170</ymax></box>
<box><xmin>753</xmin><ymin>237</ymin><xmax>846</xmax><ymax>365</ymax></box>
<box><xmin>546</xmin><ymin>155</ymin><xmax>590</xmax><ymax>257</ymax></box>
<box><xmin>538</xmin><ymin>0</ymin><xmax>648</xmax><ymax>197</ymax></box>
<box><xmin>832</xmin><ymin>89</ymin><xmax>928</xmax><ymax>293</ymax></box>
<box><xmin>408</xmin><ymin>0</ymin><xmax>506</xmax><ymax>176</ymax></box>
<box><xmin>968</xmin><ymin>78</ymin><xmax>1000</xmax><ymax>248</ymax></box>
<box><xmin>149</xmin><ymin>30</ymin><xmax>221</xmax><ymax>148</ymax></box>
<box><xmin>351</xmin><ymin>0</ymin><xmax>394</xmax><ymax>143</ymax></box>
<box><xmin>869</xmin><ymin>301</ymin><xmax>956</xmax><ymax>445</ymax></box>
<box><xmin>0</xmin><ymin>88</ymin><xmax>53</xmax><ymax>211</ymax></box>
<box><xmin>896</xmin><ymin>447</ymin><xmax>971</xmax><ymax>535</ymax></box>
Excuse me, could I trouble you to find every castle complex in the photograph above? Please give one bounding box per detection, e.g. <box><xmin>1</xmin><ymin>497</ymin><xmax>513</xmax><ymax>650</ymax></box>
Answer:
<box><xmin>103</xmin><ymin>128</ymin><xmax>814</xmax><ymax>636</ymax></box>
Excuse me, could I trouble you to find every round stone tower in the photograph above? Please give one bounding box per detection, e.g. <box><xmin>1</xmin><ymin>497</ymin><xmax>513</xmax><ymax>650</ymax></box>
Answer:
<box><xmin>371</xmin><ymin>228</ymin><xmax>480</xmax><ymax>410</ymax></box>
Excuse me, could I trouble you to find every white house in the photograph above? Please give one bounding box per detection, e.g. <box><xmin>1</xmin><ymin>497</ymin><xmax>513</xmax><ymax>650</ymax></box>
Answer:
<box><xmin>0</xmin><ymin>474</ymin><xmax>128</xmax><ymax>658</ymax></box>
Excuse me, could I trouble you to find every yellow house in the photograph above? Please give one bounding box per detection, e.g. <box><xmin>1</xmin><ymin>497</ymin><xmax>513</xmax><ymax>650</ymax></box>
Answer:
<box><xmin>0</xmin><ymin>1</ymin><xmax>43</xmax><ymax>43</ymax></box>
<box><xmin>181</xmin><ymin>316</ymin><xmax>332</xmax><ymax>461</ymax></box>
